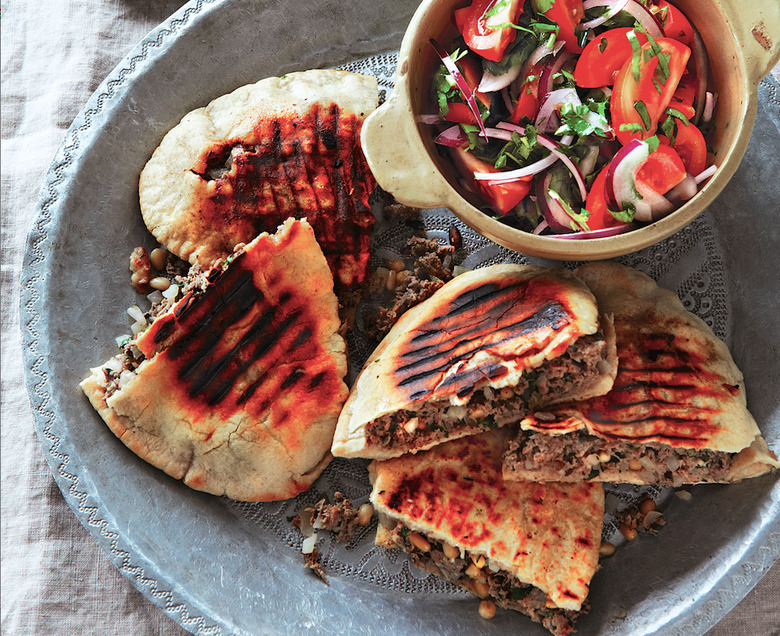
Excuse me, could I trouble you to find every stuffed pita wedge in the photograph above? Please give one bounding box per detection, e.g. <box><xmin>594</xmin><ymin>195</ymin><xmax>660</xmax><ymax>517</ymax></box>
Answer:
<box><xmin>81</xmin><ymin>218</ymin><xmax>348</xmax><ymax>501</ymax></box>
<box><xmin>332</xmin><ymin>264</ymin><xmax>617</xmax><ymax>460</ymax></box>
<box><xmin>370</xmin><ymin>429</ymin><xmax>603</xmax><ymax>636</ymax></box>
<box><xmin>139</xmin><ymin>69</ymin><xmax>377</xmax><ymax>294</ymax></box>
<box><xmin>503</xmin><ymin>262</ymin><xmax>779</xmax><ymax>486</ymax></box>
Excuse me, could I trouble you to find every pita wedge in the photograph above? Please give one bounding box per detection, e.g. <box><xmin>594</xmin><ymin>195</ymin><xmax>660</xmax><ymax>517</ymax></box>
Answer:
<box><xmin>332</xmin><ymin>264</ymin><xmax>618</xmax><ymax>460</ymax></box>
<box><xmin>81</xmin><ymin>218</ymin><xmax>348</xmax><ymax>501</ymax></box>
<box><xmin>370</xmin><ymin>429</ymin><xmax>603</xmax><ymax>636</ymax></box>
<box><xmin>139</xmin><ymin>69</ymin><xmax>378</xmax><ymax>293</ymax></box>
<box><xmin>504</xmin><ymin>262</ymin><xmax>779</xmax><ymax>486</ymax></box>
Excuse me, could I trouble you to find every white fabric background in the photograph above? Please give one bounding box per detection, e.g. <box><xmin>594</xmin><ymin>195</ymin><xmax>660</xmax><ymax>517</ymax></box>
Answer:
<box><xmin>1</xmin><ymin>1</ymin><xmax>778</xmax><ymax>635</ymax></box>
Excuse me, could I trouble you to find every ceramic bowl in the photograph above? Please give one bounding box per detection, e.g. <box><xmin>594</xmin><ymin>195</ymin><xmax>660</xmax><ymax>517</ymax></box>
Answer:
<box><xmin>361</xmin><ymin>0</ymin><xmax>780</xmax><ymax>260</ymax></box>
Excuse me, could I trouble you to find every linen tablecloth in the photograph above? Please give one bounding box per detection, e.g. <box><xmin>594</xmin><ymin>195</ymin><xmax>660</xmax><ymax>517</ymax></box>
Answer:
<box><xmin>2</xmin><ymin>1</ymin><xmax>778</xmax><ymax>634</ymax></box>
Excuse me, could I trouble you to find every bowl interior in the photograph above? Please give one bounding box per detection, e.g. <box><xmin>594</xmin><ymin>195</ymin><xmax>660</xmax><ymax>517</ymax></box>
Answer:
<box><xmin>401</xmin><ymin>0</ymin><xmax>753</xmax><ymax>260</ymax></box>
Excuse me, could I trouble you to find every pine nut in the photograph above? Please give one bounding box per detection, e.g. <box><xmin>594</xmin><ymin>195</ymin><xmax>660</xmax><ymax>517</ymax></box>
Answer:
<box><xmin>628</xmin><ymin>459</ymin><xmax>642</xmax><ymax>471</ymax></box>
<box><xmin>470</xmin><ymin>407</ymin><xmax>487</xmax><ymax>420</ymax></box>
<box><xmin>386</xmin><ymin>269</ymin><xmax>397</xmax><ymax>291</ymax></box>
<box><xmin>149</xmin><ymin>277</ymin><xmax>171</xmax><ymax>291</ymax></box>
<box><xmin>619</xmin><ymin>524</ymin><xmax>637</xmax><ymax>540</ymax></box>
<box><xmin>150</xmin><ymin>248</ymin><xmax>167</xmax><ymax>271</ymax></box>
<box><xmin>471</xmin><ymin>554</ymin><xmax>486</xmax><ymax>568</ymax></box>
<box><xmin>408</xmin><ymin>532</ymin><xmax>430</xmax><ymax>552</ymax></box>
<box><xmin>599</xmin><ymin>542</ymin><xmax>616</xmax><ymax>556</ymax></box>
<box><xmin>386</xmin><ymin>258</ymin><xmax>406</xmax><ymax>272</ymax></box>
<box><xmin>478</xmin><ymin>600</ymin><xmax>496</xmax><ymax>618</ymax></box>
<box><xmin>357</xmin><ymin>503</ymin><xmax>374</xmax><ymax>526</ymax></box>
<box><xmin>465</xmin><ymin>563</ymin><xmax>482</xmax><ymax>579</ymax></box>
<box><xmin>442</xmin><ymin>542</ymin><xmax>460</xmax><ymax>560</ymax></box>
<box><xmin>598</xmin><ymin>452</ymin><xmax>611</xmax><ymax>463</ymax></box>
<box><xmin>499</xmin><ymin>386</ymin><xmax>514</xmax><ymax>400</ymax></box>
<box><xmin>396</xmin><ymin>270</ymin><xmax>409</xmax><ymax>286</ymax></box>
<box><xmin>639</xmin><ymin>498</ymin><xmax>656</xmax><ymax>515</ymax></box>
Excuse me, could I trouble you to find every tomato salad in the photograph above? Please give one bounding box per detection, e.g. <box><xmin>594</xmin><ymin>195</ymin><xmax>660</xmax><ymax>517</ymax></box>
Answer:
<box><xmin>427</xmin><ymin>0</ymin><xmax>718</xmax><ymax>238</ymax></box>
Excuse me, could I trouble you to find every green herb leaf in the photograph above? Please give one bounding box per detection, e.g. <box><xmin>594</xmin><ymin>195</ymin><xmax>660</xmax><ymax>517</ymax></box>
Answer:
<box><xmin>665</xmin><ymin>107</ymin><xmax>690</xmax><ymax>126</ymax></box>
<box><xmin>532</xmin><ymin>0</ymin><xmax>556</xmax><ymax>14</ymax></box>
<box><xmin>627</xmin><ymin>30</ymin><xmax>643</xmax><ymax>83</ymax></box>
<box><xmin>611</xmin><ymin>201</ymin><xmax>636</xmax><ymax>222</ymax></box>
<box><xmin>645</xmin><ymin>134</ymin><xmax>660</xmax><ymax>153</ymax></box>
<box><xmin>619</xmin><ymin>122</ymin><xmax>644</xmax><ymax>133</ymax></box>
<box><xmin>598</xmin><ymin>37</ymin><xmax>608</xmax><ymax>53</ymax></box>
<box><xmin>633</xmin><ymin>100</ymin><xmax>652</xmax><ymax>130</ymax></box>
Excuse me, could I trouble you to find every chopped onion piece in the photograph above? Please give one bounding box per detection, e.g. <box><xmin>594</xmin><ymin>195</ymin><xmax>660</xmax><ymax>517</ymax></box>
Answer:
<box><xmin>581</xmin><ymin>0</ymin><xmax>630</xmax><ymax>29</ymax></box>
<box><xmin>533</xmin><ymin>219</ymin><xmax>550</xmax><ymax>235</ymax></box>
<box><xmin>118</xmin><ymin>370</ymin><xmax>135</xmax><ymax>389</ymax></box>
<box><xmin>527</xmin><ymin>44</ymin><xmax>554</xmax><ymax>69</ymax></box>
<box><xmin>301</xmin><ymin>534</ymin><xmax>318</xmax><ymax>555</ymax></box>
<box><xmin>693</xmin><ymin>164</ymin><xmax>717</xmax><ymax>184</ymax></box>
<box><xmin>115</xmin><ymin>334</ymin><xmax>132</xmax><ymax>348</ymax></box>
<box><xmin>416</xmin><ymin>114</ymin><xmax>442</xmax><ymax>124</ymax></box>
<box><xmin>430</xmin><ymin>38</ymin><xmax>488</xmax><ymax>140</ymax></box>
<box><xmin>127</xmin><ymin>305</ymin><xmax>145</xmax><ymax>323</ymax></box>
<box><xmin>479</xmin><ymin>65</ymin><xmax>522</xmax><ymax>92</ymax></box>
<box><xmin>146</xmin><ymin>290</ymin><xmax>164</xmax><ymax>304</ymax></box>
<box><xmin>102</xmin><ymin>357</ymin><xmax>124</xmax><ymax>374</ymax></box>
<box><xmin>162</xmin><ymin>284</ymin><xmax>179</xmax><ymax>300</ymax></box>
<box><xmin>130</xmin><ymin>321</ymin><xmax>146</xmax><ymax>336</ymax></box>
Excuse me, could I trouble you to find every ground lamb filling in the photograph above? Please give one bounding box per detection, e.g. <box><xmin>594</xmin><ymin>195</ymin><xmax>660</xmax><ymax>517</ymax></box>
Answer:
<box><xmin>385</xmin><ymin>522</ymin><xmax>582</xmax><ymax>636</ymax></box>
<box><xmin>366</xmin><ymin>334</ymin><xmax>609</xmax><ymax>450</ymax></box>
<box><xmin>505</xmin><ymin>430</ymin><xmax>734</xmax><ymax>485</ymax></box>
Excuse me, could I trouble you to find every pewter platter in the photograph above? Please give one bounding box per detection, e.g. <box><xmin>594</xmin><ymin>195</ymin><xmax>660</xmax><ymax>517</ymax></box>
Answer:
<box><xmin>20</xmin><ymin>0</ymin><xmax>780</xmax><ymax>634</ymax></box>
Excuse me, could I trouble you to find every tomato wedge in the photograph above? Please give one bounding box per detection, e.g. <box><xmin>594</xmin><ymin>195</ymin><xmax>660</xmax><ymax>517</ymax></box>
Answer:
<box><xmin>611</xmin><ymin>37</ymin><xmax>691</xmax><ymax>145</ymax></box>
<box><xmin>668</xmin><ymin>71</ymin><xmax>696</xmax><ymax>119</ymax></box>
<box><xmin>633</xmin><ymin>142</ymin><xmax>686</xmax><ymax>197</ymax></box>
<box><xmin>534</xmin><ymin>0</ymin><xmax>585</xmax><ymax>54</ymax></box>
<box><xmin>450</xmin><ymin>146</ymin><xmax>532</xmax><ymax>213</ymax></box>
<box><xmin>584</xmin><ymin>165</ymin><xmax>621</xmax><ymax>230</ymax></box>
<box><xmin>659</xmin><ymin>119</ymin><xmax>707</xmax><ymax>175</ymax></box>
<box><xmin>655</xmin><ymin>0</ymin><xmax>695</xmax><ymax>48</ymax></box>
<box><xmin>509</xmin><ymin>63</ymin><xmax>544</xmax><ymax>123</ymax></box>
<box><xmin>574</xmin><ymin>28</ymin><xmax>647</xmax><ymax>88</ymax></box>
<box><xmin>458</xmin><ymin>54</ymin><xmax>492</xmax><ymax>109</ymax></box>
<box><xmin>455</xmin><ymin>0</ymin><xmax>524</xmax><ymax>63</ymax></box>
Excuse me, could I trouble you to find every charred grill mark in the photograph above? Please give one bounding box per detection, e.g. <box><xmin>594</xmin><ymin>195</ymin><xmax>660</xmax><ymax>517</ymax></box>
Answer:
<box><xmin>308</xmin><ymin>371</ymin><xmax>326</xmax><ymax>390</ymax></box>
<box><xmin>191</xmin><ymin>308</ymin><xmax>303</xmax><ymax>403</ymax></box>
<box><xmin>281</xmin><ymin>368</ymin><xmax>304</xmax><ymax>390</ymax></box>
<box><xmin>171</xmin><ymin>270</ymin><xmax>259</xmax><ymax>364</ymax></box>
<box><xmin>292</xmin><ymin>327</ymin><xmax>312</xmax><ymax>350</ymax></box>
<box><xmin>395</xmin><ymin>303</ymin><xmax>569</xmax><ymax>393</ymax></box>
<box><xmin>153</xmin><ymin>320</ymin><xmax>175</xmax><ymax>344</ymax></box>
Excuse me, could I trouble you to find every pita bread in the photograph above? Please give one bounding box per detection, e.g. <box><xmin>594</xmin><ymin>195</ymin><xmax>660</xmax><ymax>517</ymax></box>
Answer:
<box><xmin>139</xmin><ymin>69</ymin><xmax>378</xmax><ymax>291</ymax></box>
<box><xmin>504</xmin><ymin>262</ymin><xmax>779</xmax><ymax>485</ymax></box>
<box><xmin>370</xmin><ymin>430</ymin><xmax>603</xmax><ymax>635</ymax></box>
<box><xmin>332</xmin><ymin>264</ymin><xmax>617</xmax><ymax>460</ymax></box>
<box><xmin>81</xmin><ymin>218</ymin><xmax>348</xmax><ymax>501</ymax></box>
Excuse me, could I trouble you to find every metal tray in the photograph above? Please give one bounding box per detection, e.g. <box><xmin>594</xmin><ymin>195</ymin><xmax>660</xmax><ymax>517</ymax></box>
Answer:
<box><xmin>20</xmin><ymin>0</ymin><xmax>780</xmax><ymax>634</ymax></box>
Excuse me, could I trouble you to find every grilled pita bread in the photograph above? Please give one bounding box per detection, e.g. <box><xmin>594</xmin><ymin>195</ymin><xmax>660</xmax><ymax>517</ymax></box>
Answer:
<box><xmin>139</xmin><ymin>69</ymin><xmax>378</xmax><ymax>293</ymax></box>
<box><xmin>370</xmin><ymin>429</ymin><xmax>603</xmax><ymax>636</ymax></box>
<box><xmin>81</xmin><ymin>218</ymin><xmax>348</xmax><ymax>501</ymax></box>
<box><xmin>504</xmin><ymin>262</ymin><xmax>779</xmax><ymax>485</ymax></box>
<box><xmin>332</xmin><ymin>264</ymin><xmax>618</xmax><ymax>460</ymax></box>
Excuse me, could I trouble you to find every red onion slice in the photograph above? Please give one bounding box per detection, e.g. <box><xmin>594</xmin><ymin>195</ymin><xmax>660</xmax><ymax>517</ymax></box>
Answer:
<box><xmin>430</xmin><ymin>38</ymin><xmax>488</xmax><ymax>140</ymax></box>
<box><xmin>693</xmin><ymin>164</ymin><xmax>717</xmax><ymax>184</ymax></box>
<box><xmin>416</xmin><ymin>114</ymin><xmax>443</xmax><ymax>124</ymax></box>
<box><xmin>582</xmin><ymin>0</ymin><xmax>662</xmax><ymax>38</ymax></box>
<box><xmin>479</xmin><ymin>65</ymin><xmax>523</xmax><ymax>92</ymax></box>
<box><xmin>535</xmin><ymin>87</ymin><xmax>581</xmax><ymax>132</ymax></box>
<box><xmin>434</xmin><ymin>125</ymin><xmax>468</xmax><ymax>147</ymax></box>
<box><xmin>536</xmin><ymin>133</ymin><xmax>588</xmax><ymax>201</ymax></box>
<box><xmin>691</xmin><ymin>29</ymin><xmax>709</xmax><ymax>124</ymax></box>
<box><xmin>533</xmin><ymin>219</ymin><xmax>550</xmax><ymax>234</ymax></box>
<box><xmin>581</xmin><ymin>0</ymin><xmax>630</xmax><ymax>30</ymax></box>
<box><xmin>548</xmin><ymin>223</ymin><xmax>636</xmax><ymax>238</ymax></box>
<box><xmin>702</xmin><ymin>91</ymin><xmax>717</xmax><ymax>123</ymax></box>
